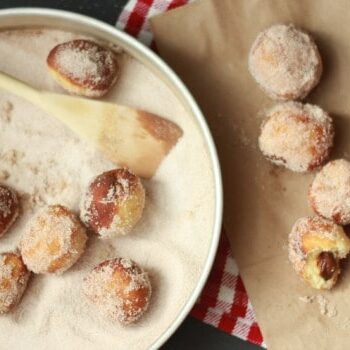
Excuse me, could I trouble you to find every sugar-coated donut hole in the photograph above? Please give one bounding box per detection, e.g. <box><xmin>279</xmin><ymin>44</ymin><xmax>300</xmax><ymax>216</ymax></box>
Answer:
<box><xmin>80</xmin><ymin>168</ymin><xmax>145</xmax><ymax>239</ymax></box>
<box><xmin>309</xmin><ymin>159</ymin><xmax>350</xmax><ymax>225</ymax></box>
<box><xmin>0</xmin><ymin>184</ymin><xmax>19</xmax><ymax>238</ymax></box>
<box><xmin>249</xmin><ymin>24</ymin><xmax>322</xmax><ymax>100</ymax></box>
<box><xmin>288</xmin><ymin>216</ymin><xmax>350</xmax><ymax>290</ymax></box>
<box><xmin>47</xmin><ymin>39</ymin><xmax>120</xmax><ymax>98</ymax></box>
<box><xmin>0</xmin><ymin>251</ymin><xmax>30</xmax><ymax>313</ymax></box>
<box><xmin>82</xmin><ymin>257</ymin><xmax>151</xmax><ymax>325</ymax></box>
<box><xmin>258</xmin><ymin>102</ymin><xmax>334</xmax><ymax>172</ymax></box>
<box><xmin>20</xmin><ymin>205</ymin><xmax>88</xmax><ymax>274</ymax></box>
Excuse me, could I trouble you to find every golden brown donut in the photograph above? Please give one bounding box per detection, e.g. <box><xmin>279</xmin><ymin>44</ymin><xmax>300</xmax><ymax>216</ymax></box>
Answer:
<box><xmin>47</xmin><ymin>39</ymin><xmax>119</xmax><ymax>98</ymax></box>
<box><xmin>288</xmin><ymin>216</ymin><xmax>350</xmax><ymax>289</ymax></box>
<box><xmin>80</xmin><ymin>169</ymin><xmax>145</xmax><ymax>239</ymax></box>
<box><xmin>82</xmin><ymin>257</ymin><xmax>151</xmax><ymax>325</ymax></box>
<box><xmin>249</xmin><ymin>24</ymin><xmax>322</xmax><ymax>100</ymax></box>
<box><xmin>0</xmin><ymin>251</ymin><xmax>30</xmax><ymax>314</ymax></box>
<box><xmin>0</xmin><ymin>184</ymin><xmax>19</xmax><ymax>238</ymax></box>
<box><xmin>20</xmin><ymin>205</ymin><xmax>88</xmax><ymax>274</ymax></box>
<box><xmin>309</xmin><ymin>159</ymin><xmax>350</xmax><ymax>225</ymax></box>
<box><xmin>258</xmin><ymin>102</ymin><xmax>334</xmax><ymax>172</ymax></box>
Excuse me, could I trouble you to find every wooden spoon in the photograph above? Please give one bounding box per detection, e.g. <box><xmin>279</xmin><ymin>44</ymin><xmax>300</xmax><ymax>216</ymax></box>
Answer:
<box><xmin>0</xmin><ymin>71</ymin><xmax>183</xmax><ymax>178</ymax></box>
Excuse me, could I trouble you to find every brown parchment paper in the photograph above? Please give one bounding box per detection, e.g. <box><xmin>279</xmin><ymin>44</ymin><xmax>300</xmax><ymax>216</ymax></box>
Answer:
<box><xmin>152</xmin><ymin>1</ymin><xmax>350</xmax><ymax>349</ymax></box>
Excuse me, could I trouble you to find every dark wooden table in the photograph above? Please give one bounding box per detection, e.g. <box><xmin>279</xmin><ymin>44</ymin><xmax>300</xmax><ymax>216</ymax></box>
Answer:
<box><xmin>0</xmin><ymin>1</ymin><xmax>262</xmax><ymax>349</ymax></box>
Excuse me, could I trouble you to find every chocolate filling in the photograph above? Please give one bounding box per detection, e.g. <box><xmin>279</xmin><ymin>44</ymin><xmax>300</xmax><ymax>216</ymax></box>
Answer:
<box><xmin>317</xmin><ymin>252</ymin><xmax>337</xmax><ymax>281</ymax></box>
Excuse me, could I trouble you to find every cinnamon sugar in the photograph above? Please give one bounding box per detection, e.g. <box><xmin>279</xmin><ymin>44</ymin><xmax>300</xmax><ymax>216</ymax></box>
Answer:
<box><xmin>288</xmin><ymin>216</ymin><xmax>346</xmax><ymax>274</ymax></box>
<box><xmin>0</xmin><ymin>170</ymin><xmax>9</xmax><ymax>181</ymax></box>
<box><xmin>0</xmin><ymin>28</ymin><xmax>215</xmax><ymax>350</ymax></box>
<box><xmin>298</xmin><ymin>295</ymin><xmax>337</xmax><ymax>318</ymax></box>
<box><xmin>1</xmin><ymin>101</ymin><xmax>13</xmax><ymax>122</ymax></box>
<box><xmin>0</xmin><ymin>251</ymin><xmax>30</xmax><ymax>314</ymax></box>
<box><xmin>317</xmin><ymin>295</ymin><xmax>337</xmax><ymax>317</ymax></box>
<box><xmin>49</xmin><ymin>40</ymin><xmax>118</xmax><ymax>87</ymax></box>
<box><xmin>309</xmin><ymin>159</ymin><xmax>350</xmax><ymax>225</ymax></box>
<box><xmin>82</xmin><ymin>258</ymin><xmax>151</xmax><ymax>325</ymax></box>
<box><xmin>20</xmin><ymin>191</ymin><xmax>46</xmax><ymax>212</ymax></box>
<box><xmin>80</xmin><ymin>169</ymin><xmax>145</xmax><ymax>238</ymax></box>
<box><xmin>259</xmin><ymin>102</ymin><xmax>334</xmax><ymax>172</ymax></box>
<box><xmin>0</xmin><ymin>185</ymin><xmax>19</xmax><ymax>237</ymax></box>
<box><xmin>30</xmin><ymin>192</ymin><xmax>46</xmax><ymax>208</ymax></box>
<box><xmin>1</xmin><ymin>149</ymin><xmax>24</xmax><ymax>165</ymax></box>
<box><xmin>249</xmin><ymin>24</ymin><xmax>322</xmax><ymax>100</ymax></box>
<box><xmin>299</xmin><ymin>295</ymin><xmax>315</xmax><ymax>303</ymax></box>
<box><xmin>20</xmin><ymin>205</ymin><xmax>88</xmax><ymax>274</ymax></box>
<box><xmin>0</xmin><ymin>187</ymin><xmax>14</xmax><ymax>219</ymax></box>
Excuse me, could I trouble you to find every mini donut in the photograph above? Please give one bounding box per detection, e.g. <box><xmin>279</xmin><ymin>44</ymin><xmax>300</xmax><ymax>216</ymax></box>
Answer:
<box><xmin>20</xmin><ymin>205</ymin><xmax>88</xmax><ymax>274</ymax></box>
<box><xmin>258</xmin><ymin>102</ymin><xmax>334</xmax><ymax>172</ymax></box>
<box><xmin>249</xmin><ymin>24</ymin><xmax>322</xmax><ymax>100</ymax></box>
<box><xmin>288</xmin><ymin>216</ymin><xmax>350</xmax><ymax>289</ymax></box>
<box><xmin>309</xmin><ymin>159</ymin><xmax>350</xmax><ymax>225</ymax></box>
<box><xmin>80</xmin><ymin>168</ymin><xmax>145</xmax><ymax>239</ymax></box>
<box><xmin>47</xmin><ymin>39</ymin><xmax>119</xmax><ymax>98</ymax></box>
<box><xmin>82</xmin><ymin>257</ymin><xmax>151</xmax><ymax>325</ymax></box>
<box><xmin>0</xmin><ymin>251</ymin><xmax>30</xmax><ymax>314</ymax></box>
<box><xmin>0</xmin><ymin>184</ymin><xmax>19</xmax><ymax>238</ymax></box>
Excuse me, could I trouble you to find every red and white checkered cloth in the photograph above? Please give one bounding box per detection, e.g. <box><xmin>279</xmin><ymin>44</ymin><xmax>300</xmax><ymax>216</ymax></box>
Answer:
<box><xmin>116</xmin><ymin>1</ymin><xmax>265</xmax><ymax>347</ymax></box>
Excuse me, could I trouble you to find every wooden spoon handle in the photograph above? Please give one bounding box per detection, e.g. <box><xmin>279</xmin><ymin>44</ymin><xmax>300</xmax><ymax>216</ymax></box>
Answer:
<box><xmin>0</xmin><ymin>71</ymin><xmax>42</xmax><ymax>105</ymax></box>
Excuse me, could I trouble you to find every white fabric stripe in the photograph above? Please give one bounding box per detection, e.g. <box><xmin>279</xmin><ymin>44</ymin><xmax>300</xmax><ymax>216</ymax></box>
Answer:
<box><xmin>232</xmin><ymin>318</ymin><xmax>253</xmax><ymax>341</ymax></box>
<box><xmin>218</xmin><ymin>284</ymin><xmax>236</xmax><ymax>305</ymax></box>
<box><xmin>233</xmin><ymin>318</ymin><xmax>267</xmax><ymax>349</ymax></box>
<box><xmin>224</xmin><ymin>255</ymin><xmax>239</xmax><ymax>275</ymax></box>
<box><xmin>146</xmin><ymin>0</ymin><xmax>171</xmax><ymax>21</ymax></box>
<box><xmin>203</xmin><ymin>308</ymin><xmax>223</xmax><ymax>328</ymax></box>
<box><xmin>215</xmin><ymin>299</ymin><xmax>234</xmax><ymax>313</ymax></box>
<box><xmin>245</xmin><ymin>302</ymin><xmax>256</xmax><ymax>321</ymax></box>
<box><xmin>137</xmin><ymin>29</ymin><xmax>154</xmax><ymax>46</ymax></box>
<box><xmin>123</xmin><ymin>0</ymin><xmax>139</xmax><ymax>12</ymax></box>
<box><xmin>115</xmin><ymin>0</ymin><xmax>138</xmax><ymax>29</ymax></box>
<box><xmin>232</xmin><ymin>315</ymin><xmax>259</xmax><ymax>330</ymax></box>
<box><xmin>116</xmin><ymin>11</ymin><xmax>131</xmax><ymax>30</ymax></box>
<box><xmin>137</xmin><ymin>0</ymin><xmax>171</xmax><ymax>44</ymax></box>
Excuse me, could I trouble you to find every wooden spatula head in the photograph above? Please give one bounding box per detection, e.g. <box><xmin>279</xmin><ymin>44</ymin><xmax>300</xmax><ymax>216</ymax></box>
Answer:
<box><xmin>99</xmin><ymin>107</ymin><xmax>183</xmax><ymax>178</ymax></box>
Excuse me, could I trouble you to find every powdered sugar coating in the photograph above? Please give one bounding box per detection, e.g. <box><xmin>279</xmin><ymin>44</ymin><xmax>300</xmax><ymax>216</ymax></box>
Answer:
<box><xmin>80</xmin><ymin>169</ymin><xmax>145</xmax><ymax>239</ymax></box>
<box><xmin>47</xmin><ymin>39</ymin><xmax>119</xmax><ymax>97</ymax></box>
<box><xmin>82</xmin><ymin>258</ymin><xmax>151</xmax><ymax>325</ymax></box>
<box><xmin>20</xmin><ymin>205</ymin><xmax>88</xmax><ymax>274</ymax></box>
<box><xmin>0</xmin><ymin>184</ymin><xmax>19</xmax><ymax>238</ymax></box>
<box><xmin>288</xmin><ymin>216</ymin><xmax>347</xmax><ymax>274</ymax></box>
<box><xmin>309</xmin><ymin>159</ymin><xmax>350</xmax><ymax>224</ymax></box>
<box><xmin>259</xmin><ymin>102</ymin><xmax>334</xmax><ymax>172</ymax></box>
<box><xmin>249</xmin><ymin>24</ymin><xmax>322</xmax><ymax>100</ymax></box>
<box><xmin>0</xmin><ymin>251</ymin><xmax>30</xmax><ymax>314</ymax></box>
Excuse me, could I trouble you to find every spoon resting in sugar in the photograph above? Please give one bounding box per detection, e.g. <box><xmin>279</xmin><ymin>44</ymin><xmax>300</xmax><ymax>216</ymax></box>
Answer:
<box><xmin>0</xmin><ymin>71</ymin><xmax>183</xmax><ymax>178</ymax></box>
